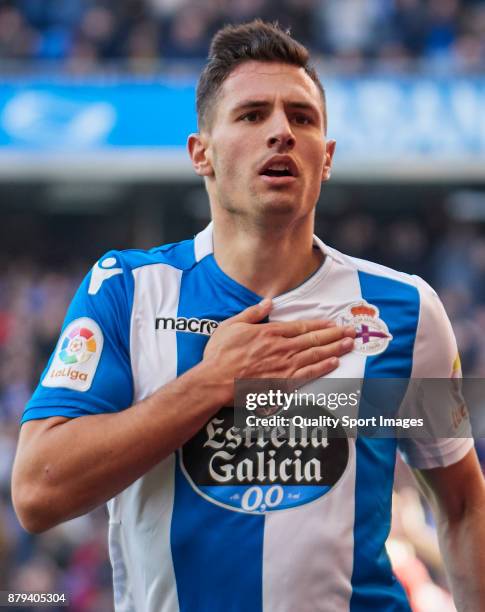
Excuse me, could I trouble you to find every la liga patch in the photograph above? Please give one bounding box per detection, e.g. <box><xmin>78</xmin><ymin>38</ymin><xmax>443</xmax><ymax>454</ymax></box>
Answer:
<box><xmin>338</xmin><ymin>301</ymin><xmax>392</xmax><ymax>356</ymax></box>
<box><xmin>42</xmin><ymin>317</ymin><xmax>104</xmax><ymax>392</ymax></box>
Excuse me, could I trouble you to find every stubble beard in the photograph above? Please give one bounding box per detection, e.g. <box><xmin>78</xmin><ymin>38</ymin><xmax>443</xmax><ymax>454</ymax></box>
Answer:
<box><xmin>217</xmin><ymin>180</ymin><xmax>301</xmax><ymax>230</ymax></box>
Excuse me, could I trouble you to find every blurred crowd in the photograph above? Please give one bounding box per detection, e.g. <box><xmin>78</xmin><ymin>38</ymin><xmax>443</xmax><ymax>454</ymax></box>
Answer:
<box><xmin>0</xmin><ymin>265</ymin><xmax>113</xmax><ymax>610</ymax></box>
<box><xmin>1</xmin><ymin>205</ymin><xmax>485</xmax><ymax>609</ymax></box>
<box><xmin>0</xmin><ymin>0</ymin><xmax>484</xmax><ymax>73</ymax></box>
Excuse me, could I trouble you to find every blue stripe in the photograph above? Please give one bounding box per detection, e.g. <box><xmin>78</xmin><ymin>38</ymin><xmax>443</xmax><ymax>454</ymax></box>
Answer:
<box><xmin>170</xmin><ymin>254</ymin><xmax>264</xmax><ymax>612</ymax></box>
<box><xmin>350</xmin><ymin>271</ymin><xmax>420</xmax><ymax>612</ymax></box>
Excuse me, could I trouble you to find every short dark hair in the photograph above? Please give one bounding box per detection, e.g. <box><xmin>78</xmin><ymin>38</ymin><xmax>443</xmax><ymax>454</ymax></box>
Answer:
<box><xmin>196</xmin><ymin>20</ymin><xmax>327</xmax><ymax>132</ymax></box>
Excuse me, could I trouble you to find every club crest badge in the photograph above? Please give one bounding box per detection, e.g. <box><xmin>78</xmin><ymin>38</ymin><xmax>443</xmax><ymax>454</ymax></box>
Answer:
<box><xmin>338</xmin><ymin>301</ymin><xmax>392</xmax><ymax>356</ymax></box>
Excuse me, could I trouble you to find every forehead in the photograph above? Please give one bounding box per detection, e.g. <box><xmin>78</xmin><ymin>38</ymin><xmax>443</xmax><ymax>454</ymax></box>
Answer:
<box><xmin>218</xmin><ymin>61</ymin><xmax>323</xmax><ymax>112</ymax></box>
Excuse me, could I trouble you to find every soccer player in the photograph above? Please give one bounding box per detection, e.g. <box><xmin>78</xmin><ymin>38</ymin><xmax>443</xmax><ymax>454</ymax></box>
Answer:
<box><xmin>12</xmin><ymin>20</ymin><xmax>485</xmax><ymax>612</ymax></box>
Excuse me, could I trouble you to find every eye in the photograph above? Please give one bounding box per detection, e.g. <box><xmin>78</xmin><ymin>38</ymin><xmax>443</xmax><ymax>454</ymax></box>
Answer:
<box><xmin>240</xmin><ymin>110</ymin><xmax>262</xmax><ymax>122</ymax></box>
<box><xmin>293</xmin><ymin>113</ymin><xmax>312</xmax><ymax>125</ymax></box>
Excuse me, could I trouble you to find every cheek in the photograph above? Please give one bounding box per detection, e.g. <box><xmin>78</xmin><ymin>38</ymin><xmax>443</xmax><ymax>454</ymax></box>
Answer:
<box><xmin>217</xmin><ymin>145</ymin><xmax>251</xmax><ymax>180</ymax></box>
<box><xmin>307</xmin><ymin>145</ymin><xmax>327</xmax><ymax>179</ymax></box>
<box><xmin>211</xmin><ymin>137</ymin><xmax>236</xmax><ymax>171</ymax></box>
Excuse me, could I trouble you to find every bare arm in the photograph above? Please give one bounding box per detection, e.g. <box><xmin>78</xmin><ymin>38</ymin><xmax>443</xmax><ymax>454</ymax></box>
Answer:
<box><xmin>12</xmin><ymin>299</ymin><xmax>354</xmax><ymax>533</ymax></box>
<box><xmin>414</xmin><ymin>448</ymin><xmax>485</xmax><ymax>612</ymax></box>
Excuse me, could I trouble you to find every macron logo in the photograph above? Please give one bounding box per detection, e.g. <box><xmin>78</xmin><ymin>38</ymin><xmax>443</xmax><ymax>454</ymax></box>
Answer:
<box><xmin>88</xmin><ymin>257</ymin><xmax>123</xmax><ymax>295</ymax></box>
<box><xmin>155</xmin><ymin>316</ymin><xmax>219</xmax><ymax>336</ymax></box>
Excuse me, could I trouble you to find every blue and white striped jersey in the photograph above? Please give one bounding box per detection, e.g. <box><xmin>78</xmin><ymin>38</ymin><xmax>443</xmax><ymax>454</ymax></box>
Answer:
<box><xmin>23</xmin><ymin>224</ymin><xmax>472</xmax><ymax>612</ymax></box>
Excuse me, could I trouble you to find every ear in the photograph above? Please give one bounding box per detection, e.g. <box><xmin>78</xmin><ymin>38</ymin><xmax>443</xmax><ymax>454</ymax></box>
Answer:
<box><xmin>187</xmin><ymin>133</ymin><xmax>214</xmax><ymax>177</ymax></box>
<box><xmin>321</xmin><ymin>139</ymin><xmax>336</xmax><ymax>182</ymax></box>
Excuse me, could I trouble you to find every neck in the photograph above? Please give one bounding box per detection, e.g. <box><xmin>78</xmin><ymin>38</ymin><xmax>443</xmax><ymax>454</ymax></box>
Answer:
<box><xmin>211</xmin><ymin>210</ymin><xmax>323</xmax><ymax>298</ymax></box>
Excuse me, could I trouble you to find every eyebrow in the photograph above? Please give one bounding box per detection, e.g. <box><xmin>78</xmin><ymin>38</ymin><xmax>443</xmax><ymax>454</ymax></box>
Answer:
<box><xmin>231</xmin><ymin>99</ymin><xmax>320</xmax><ymax>116</ymax></box>
<box><xmin>231</xmin><ymin>100</ymin><xmax>270</xmax><ymax>114</ymax></box>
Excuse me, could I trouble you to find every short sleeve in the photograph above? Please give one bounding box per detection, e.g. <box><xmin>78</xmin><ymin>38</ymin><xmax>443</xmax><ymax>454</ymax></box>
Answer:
<box><xmin>22</xmin><ymin>252</ymin><xmax>134</xmax><ymax>423</ymax></box>
<box><xmin>397</xmin><ymin>276</ymin><xmax>474</xmax><ymax>469</ymax></box>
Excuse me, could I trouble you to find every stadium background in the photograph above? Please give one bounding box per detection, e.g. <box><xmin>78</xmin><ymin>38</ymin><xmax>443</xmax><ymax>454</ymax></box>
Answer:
<box><xmin>0</xmin><ymin>0</ymin><xmax>484</xmax><ymax>610</ymax></box>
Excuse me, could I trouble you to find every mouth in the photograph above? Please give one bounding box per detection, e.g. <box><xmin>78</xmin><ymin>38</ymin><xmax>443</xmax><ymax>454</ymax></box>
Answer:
<box><xmin>258</xmin><ymin>156</ymin><xmax>298</xmax><ymax>186</ymax></box>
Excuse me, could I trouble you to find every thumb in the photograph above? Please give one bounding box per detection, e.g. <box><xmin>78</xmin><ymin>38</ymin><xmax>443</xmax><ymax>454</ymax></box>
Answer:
<box><xmin>228</xmin><ymin>299</ymin><xmax>272</xmax><ymax>325</ymax></box>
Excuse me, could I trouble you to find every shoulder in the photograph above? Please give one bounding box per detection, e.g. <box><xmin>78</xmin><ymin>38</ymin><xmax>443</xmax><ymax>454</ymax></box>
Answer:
<box><xmin>323</xmin><ymin>243</ymin><xmax>452</xmax><ymax>347</ymax></box>
<box><xmin>85</xmin><ymin>238</ymin><xmax>199</xmax><ymax>297</ymax></box>
<box><xmin>319</xmin><ymin>240</ymin><xmax>457</xmax><ymax>378</ymax></box>
<box><xmin>331</xmin><ymin>246</ymin><xmax>418</xmax><ymax>288</ymax></box>
<box><xmin>324</xmin><ymin>242</ymin><xmax>437</xmax><ymax>305</ymax></box>
<box><xmin>331</xmin><ymin>252</ymin><xmax>456</xmax><ymax>373</ymax></box>
<box><xmin>104</xmin><ymin>238</ymin><xmax>198</xmax><ymax>274</ymax></box>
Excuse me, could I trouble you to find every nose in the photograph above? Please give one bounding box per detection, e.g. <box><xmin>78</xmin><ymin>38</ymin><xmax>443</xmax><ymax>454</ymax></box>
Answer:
<box><xmin>266</xmin><ymin>112</ymin><xmax>295</xmax><ymax>151</ymax></box>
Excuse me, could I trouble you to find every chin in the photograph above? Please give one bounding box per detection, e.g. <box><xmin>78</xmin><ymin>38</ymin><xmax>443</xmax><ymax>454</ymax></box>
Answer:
<box><xmin>259</xmin><ymin>196</ymin><xmax>300</xmax><ymax>215</ymax></box>
<box><xmin>250</xmin><ymin>201</ymin><xmax>303</xmax><ymax>229</ymax></box>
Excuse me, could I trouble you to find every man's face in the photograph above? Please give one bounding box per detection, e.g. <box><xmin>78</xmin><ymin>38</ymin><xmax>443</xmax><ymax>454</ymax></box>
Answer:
<box><xmin>189</xmin><ymin>61</ymin><xmax>335</xmax><ymax>225</ymax></box>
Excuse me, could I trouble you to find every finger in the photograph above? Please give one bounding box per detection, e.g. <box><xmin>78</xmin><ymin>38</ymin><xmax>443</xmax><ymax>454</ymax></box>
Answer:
<box><xmin>292</xmin><ymin>337</ymin><xmax>354</xmax><ymax>370</ymax></box>
<box><xmin>287</xmin><ymin>325</ymin><xmax>355</xmax><ymax>352</ymax></box>
<box><xmin>272</xmin><ymin>318</ymin><xmax>338</xmax><ymax>338</ymax></box>
<box><xmin>293</xmin><ymin>356</ymin><xmax>340</xmax><ymax>379</ymax></box>
<box><xmin>225</xmin><ymin>299</ymin><xmax>272</xmax><ymax>325</ymax></box>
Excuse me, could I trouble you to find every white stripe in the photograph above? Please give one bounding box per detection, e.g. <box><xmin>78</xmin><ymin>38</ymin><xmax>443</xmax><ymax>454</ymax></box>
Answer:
<box><xmin>108</xmin><ymin>263</ymin><xmax>183</xmax><ymax>612</ymax></box>
<box><xmin>263</xmin><ymin>258</ymin><xmax>366</xmax><ymax>612</ymax></box>
<box><xmin>194</xmin><ymin>222</ymin><xmax>214</xmax><ymax>262</ymax></box>
<box><xmin>263</xmin><ymin>443</ymin><xmax>357</xmax><ymax>612</ymax></box>
<box><xmin>130</xmin><ymin>264</ymin><xmax>183</xmax><ymax>402</ymax></box>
